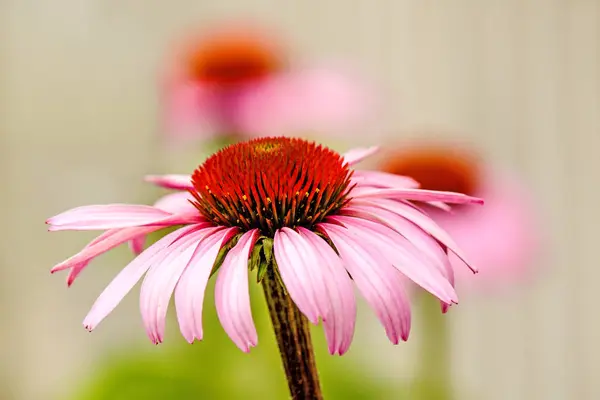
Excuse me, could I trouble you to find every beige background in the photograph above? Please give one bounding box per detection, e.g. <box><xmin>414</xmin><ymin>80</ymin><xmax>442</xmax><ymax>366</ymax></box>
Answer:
<box><xmin>1</xmin><ymin>1</ymin><xmax>598</xmax><ymax>399</ymax></box>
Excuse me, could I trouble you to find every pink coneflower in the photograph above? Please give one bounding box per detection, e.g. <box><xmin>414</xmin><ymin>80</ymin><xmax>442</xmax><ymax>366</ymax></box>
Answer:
<box><xmin>380</xmin><ymin>141</ymin><xmax>539</xmax><ymax>291</ymax></box>
<box><xmin>48</xmin><ymin>137</ymin><xmax>481</xmax><ymax>355</ymax></box>
<box><xmin>163</xmin><ymin>24</ymin><xmax>375</xmax><ymax>141</ymax></box>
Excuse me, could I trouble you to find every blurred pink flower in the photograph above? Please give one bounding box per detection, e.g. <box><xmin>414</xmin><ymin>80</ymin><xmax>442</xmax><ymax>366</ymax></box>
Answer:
<box><xmin>380</xmin><ymin>142</ymin><xmax>540</xmax><ymax>292</ymax></box>
<box><xmin>162</xmin><ymin>24</ymin><xmax>375</xmax><ymax>141</ymax></box>
<box><xmin>47</xmin><ymin>137</ymin><xmax>482</xmax><ymax>353</ymax></box>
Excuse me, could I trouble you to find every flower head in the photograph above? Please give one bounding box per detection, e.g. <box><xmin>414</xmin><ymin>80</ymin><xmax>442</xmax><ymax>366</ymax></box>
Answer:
<box><xmin>381</xmin><ymin>141</ymin><xmax>540</xmax><ymax>291</ymax></box>
<box><xmin>177</xmin><ymin>25</ymin><xmax>283</xmax><ymax>88</ymax></box>
<box><xmin>163</xmin><ymin>23</ymin><xmax>377</xmax><ymax>141</ymax></box>
<box><xmin>48</xmin><ymin>137</ymin><xmax>482</xmax><ymax>354</ymax></box>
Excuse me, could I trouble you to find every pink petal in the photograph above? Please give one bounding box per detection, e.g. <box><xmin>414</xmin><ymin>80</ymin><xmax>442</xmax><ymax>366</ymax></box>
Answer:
<box><xmin>175</xmin><ymin>227</ymin><xmax>239</xmax><ymax>343</ymax></box>
<box><xmin>153</xmin><ymin>192</ymin><xmax>197</xmax><ymax>214</ymax></box>
<box><xmin>52</xmin><ymin>225</ymin><xmax>162</xmax><ymax>273</ymax></box>
<box><xmin>144</xmin><ymin>175</ymin><xmax>193</xmax><ymax>190</ymax></box>
<box><xmin>140</xmin><ymin>227</ymin><xmax>218</xmax><ymax>344</ymax></box>
<box><xmin>350</xmin><ymin>187</ymin><xmax>484</xmax><ymax>205</ymax></box>
<box><xmin>330</xmin><ymin>215</ymin><xmax>457</xmax><ymax>304</ymax></box>
<box><xmin>351</xmin><ymin>170</ymin><xmax>420</xmax><ymax>189</ymax></box>
<box><xmin>47</xmin><ymin>204</ymin><xmax>174</xmax><ymax>231</ymax></box>
<box><xmin>127</xmin><ymin>194</ymin><xmax>198</xmax><ymax>255</ymax></box>
<box><xmin>341</xmin><ymin>204</ymin><xmax>455</xmax><ymax>311</ymax></box>
<box><xmin>297</xmin><ymin>227</ymin><xmax>356</xmax><ymax>355</ymax></box>
<box><xmin>342</xmin><ymin>146</ymin><xmax>379</xmax><ymax>166</ymax></box>
<box><xmin>214</xmin><ymin>229</ymin><xmax>259</xmax><ymax>352</ymax></box>
<box><xmin>432</xmin><ymin>170</ymin><xmax>540</xmax><ymax>292</ymax></box>
<box><xmin>236</xmin><ymin>67</ymin><xmax>377</xmax><ymax>137</ymax></box>
<box><xmin>67</xmin><ymin>229</ymin><xmax>126</xmax><ymax>286</ymax></box>
<box><xmin>128</xmin><ymin>236</ymin><xmax>146</xmax><ymax>256</ymax></box>
<box><xmin>355</xmin><ymin>197</ymin><xmax>477</xmax><ymax>273</ymax></box>
<box><xmin>319</xmin><ymin>222</ymin><xmax>412</xmax><ymax>343</ymax></box>
<box><xmin>161</xmin><ymin>81</ymin><xmax>222</xmax><ymax>141</ymax></box>
<box><xmin>82</xmin><ymin>225</ymin><xmax>200</xmax><ymax>331</ymax></box>
<box><xmin>273</xmin><ymin>228</ymin><xmax>330</xmax><ymax>324</ymax></box>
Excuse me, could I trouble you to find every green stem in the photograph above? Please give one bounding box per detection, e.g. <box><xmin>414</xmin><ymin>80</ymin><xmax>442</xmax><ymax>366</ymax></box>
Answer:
<box><xmin>415</xmin><ymin>296</ymin><xmax>453</xmax><ymax>399</ymax></box>
<box><xmin>262</xmin><ymin>270</ymin><xmax>323</xmax><ymax>400</ymax></box>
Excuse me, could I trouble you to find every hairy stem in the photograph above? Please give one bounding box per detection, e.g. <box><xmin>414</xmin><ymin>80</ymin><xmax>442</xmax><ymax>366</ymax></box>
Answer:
<box><xmin>262</xmin><ymin>270</ymin><xmax>323</xmax><ymax>400</ymax></box>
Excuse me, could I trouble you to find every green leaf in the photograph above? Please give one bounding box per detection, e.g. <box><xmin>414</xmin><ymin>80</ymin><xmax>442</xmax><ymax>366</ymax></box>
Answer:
<box><xmin>262</xmin><ymin>237</ymin><xmax>274</xmax><ymax>265</ymax></box>
<box><xmin>209</xmin><ymin>233</ymin><xmax>242</xmax><ymax>278</ymax></box>
<box><xmin>256</xmin><ymin>262</ymin><xmax>269</xmax><ymax>283</ymax></box>
<box><xmin>248</xmin><ymin>239</ymin><xmax>264</xmax><ymax>272</ymax></box>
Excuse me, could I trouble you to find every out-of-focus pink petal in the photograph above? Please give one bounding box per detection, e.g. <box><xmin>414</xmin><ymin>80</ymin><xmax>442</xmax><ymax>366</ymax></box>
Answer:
<box><xmin>128</xmin><ymin>236</ymin><xmax>146</xmax><ymax>256</ymax></box>
<box><xmin>214</xmin><ymin>229</ymin><xmax>259</xmax><ymax>352</ymax></box>
<box><xmin>162</xmin><ymin>82</ymin><xmax>222</xmax><ymax>141</ymax></box>
<box><xmin>354</xmin><ymin>197</ymin><xmax>477</xmax><ymax>273</ymax></box>
<box><xmin>144</xmin><ymin>175</ymin><xmax>193</xmax><ymax>190</ymax></box>
<box><xmin>273</xmin><ymin>228</ymin><xmax>330</xmax><ymax>324</ymax></box>
<box><xmin>82</xmin><ymin>225</ymin><xmax>200</xmax><ymax>331</ymax></box>
<box><xmin>153</xmin><ymin>192</ymin><xmax>196</xmax><ymax>214</ymax></box>
<box><xmin>175</xmin><ymin>227</ymin><xmax>239</xmax><ymax>343</ymax></box>
<box><xmin>236</xmin><ymin>67</ymin><xmax>378</xmax><ymax>137</ymax></box>
<box><xmin>47</xmin><ymin>205</ymin><xmax>172</xmax><ymax>231</ymax></box>
<box><xmin>350</xmin><ymin>187</ymin><xmax>484</xmax><ymax>205</ymax></box>
<box><xmin>351</xmin><ymin>170</ymin><xmax>420</xmax><ymax>189</ymax></box>
<box><xmin>330</xmin><ymin>215</ymin><xmax>457</xmax><ymax>305</ymax></box>
<box><xmin>432</xmin><ymin>171</ymin><xmax>540</xmax><ymax>291</ymax></box>
<box><xmin>319</xmin><ymin>222</ymin><xmax>412</xmax><ymax>343</ymax></box>
<box><xmin>342</xmin><ymin>146</ymin><xmax>379</xmax><ymax>166</ymax></box>
<box><xmin>296</xmin><ymin>227</ymin><xmax>356</xmax><ymax>355</ymax></box>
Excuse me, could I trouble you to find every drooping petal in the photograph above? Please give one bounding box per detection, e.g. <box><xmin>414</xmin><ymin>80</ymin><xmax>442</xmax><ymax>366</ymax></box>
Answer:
<box><xmin>350</xmin><ymin>187</ymin><xmax>484</xmax><ymax>205</ymax></box>
<box><xmin>319</xmin><ymin>222</ymin><xmax>412</xmax><ymax>343</ymax></box>
<box><xmin>341</xmin><ymin>204</ymin><xmax>455</xmax><ymax>311</ymax></box>
<box><xmin>67</xmin><ymin>229</ymin><xmax>127</xmax><ymax>286</ymax></box>
<box><xmin>140</xmin><ymin>227</ymin><xmax>223</xmax><ymax>344</ymax></box>
<box><xmin>354</xmin><ymin>197</ymin><xmax>477</xmax><ymax>273</ymax></box>
<box><xmin>82</xmin><ymin>225</ymin><xmax>200</xmax><ymax>331</ymax></box>
<box><xmin>128</xmin><ymin>192</ymin><xmax>198</xmax><ymax>255</ymax></box>
<box><xmin>144</xmin><ymin>174</ymin><xmax>193</xmax><ymax>190</ymax></box>
<box><xmin>273</xmin><ymin>228</ymin><xmax>330</xmax><ymax>324</ymax></box>
<box><xmin>297</xmin><ymin>227</ymin><xmax>356</xmax><ymax>355</ymax></box>
<box><xmin>128</xmin><ymin>235</ymin><xmax>146</xmax><ymax>256</ymax></box>
<box><xmin>351</xmin><ymin>170</ymin><xmax>420</xmax><ymax>189</ymax></box>
<box><xmin>175</xmin><ymin>227</ymin><xmax>239</xmax><ymax>343</ymax></box>
<box><xmin>214</xmin><ymin>229</ymin><xmax>259</xmax><ymax>352</ymax></box>
<box><xmin>330</xmin><ymin>215</ymin><xmax>457</xmax><ymax>305</ymax></box>
<box><xmin>342</xmin><ymin>203</ymin><xmax>452</xmax><ymax>280</ymax></box>
<box><xmin>52</xmin><ymin>226</ymin><xmax>161</xmax><ymax>273</ymax></box>
<box><xmin>47</xmin><ymin>204</ymin><xmax>172</xmax><ymax>231</ymax></box>
<box><xmin>342</xmin><ymin>146</ymin><xmax>379</xmax><ymax>166</ymax></box>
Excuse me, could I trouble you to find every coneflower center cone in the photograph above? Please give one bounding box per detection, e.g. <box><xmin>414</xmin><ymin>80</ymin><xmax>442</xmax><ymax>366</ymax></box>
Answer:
<box><xmin>192</xmin><ymin>137</ymin><xmax>347</xmax><ymax>399</ymax></box>
<box><xmin>191</xmin><ymin>137</ymin><xmax>353</xmax><ymax>236</ymax></box>
<box><xmin>381</xmin><ymin>145</ymin><xmax>480</xmax><ymax>197</ymax></box>
<box><xmin>186</xmin><ymin>31</ymin><xmax>282</xmax><ymax>86</ymax></box>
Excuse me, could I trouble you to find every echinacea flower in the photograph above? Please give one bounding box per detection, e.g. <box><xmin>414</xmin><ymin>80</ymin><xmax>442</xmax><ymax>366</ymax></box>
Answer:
<box><xmin>48</xmin><ymin>137</ymin><xmax>482</xmax><ymax>354</ymax></box>
<box><xmin>163</xmin><ymin>24</ymin><xmax>375</xmax><ymax>141</ymax></box>
<box><xmin>380</xmin><ymin>141</ymin><xmax>539</xmax><ymax>291</ymax></box>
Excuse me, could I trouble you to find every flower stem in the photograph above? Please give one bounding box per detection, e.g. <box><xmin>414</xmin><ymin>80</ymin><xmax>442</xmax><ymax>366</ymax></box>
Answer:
<box><xmin>262</xmin><ymin>270</ymin><xmax>323</xmax><ymax>400</ymax></box>
<box><xmin>414</xmin><ymin>296</ymin><xmax>453</xmax><ymax>399</ymax></box>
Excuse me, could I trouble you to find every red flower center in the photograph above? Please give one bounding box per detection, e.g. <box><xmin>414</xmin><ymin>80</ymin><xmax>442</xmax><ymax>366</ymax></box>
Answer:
<box><xmin>185</xmin><ymin>28</ymin><xmax>283</xmax><ymax>87</ymax></box>
<box><xmin>381</xmin><ymin>145</ymin><xmax>480</xmax><ymax>196</ymax></box>
<box><xmin>191</xmin><ymin>137</ymin><xmax>353</xmax><ymax>235</ymax></box>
